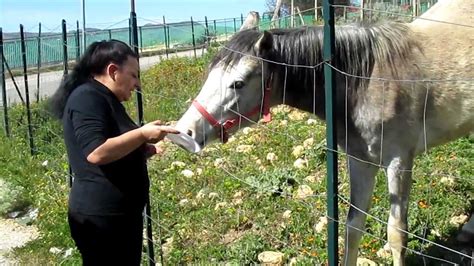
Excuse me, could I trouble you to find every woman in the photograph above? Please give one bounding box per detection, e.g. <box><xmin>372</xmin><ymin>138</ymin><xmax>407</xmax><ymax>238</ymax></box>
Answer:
<box><xmin>49</xmin><ymin>39</ymin><xmax>178</xmax><ymax>265</ymax></box>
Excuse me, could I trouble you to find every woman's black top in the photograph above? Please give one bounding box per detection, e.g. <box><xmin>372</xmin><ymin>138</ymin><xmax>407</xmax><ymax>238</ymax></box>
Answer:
<box><xmin>63</xmin><ymin>79</ymin><xmax>149</xmax><ymax>215</ymax></box>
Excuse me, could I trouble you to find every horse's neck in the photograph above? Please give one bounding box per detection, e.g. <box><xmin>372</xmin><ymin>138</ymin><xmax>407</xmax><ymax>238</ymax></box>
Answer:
<box><xmin>272</xmin><ymin>69</ymin><xmax>327</xmax><ymax>118</ymax></box>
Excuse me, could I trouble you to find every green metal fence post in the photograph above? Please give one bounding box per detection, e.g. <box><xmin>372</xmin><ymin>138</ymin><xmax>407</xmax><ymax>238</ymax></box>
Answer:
<box><xmin>62</xmin><ymin>19</ymin><xmax>68</xmax><ymax>75</ymax></box>
<box><xmin>204</xmin><ymin>16</ymin><xmax>210</xmax><ymax>46</ymax></box>
<box><xmin>191</xmin><ymin>16</ymin><xmax>196</xmax><ymax>58</ymax></box>
<box><xmin>0</xmin><ymin>27</ymin><xmax>10</xmax><ymax>137</ymax></box>
<box><xmin>322</xmin><ymin>0</ymin><xmax>339</xmax><ymax>264</ymax></box>
<box><xmin>162</xmin><ymin>16</ymin><xmax>168</xmax><ymax>59</ymax></box>
<box><xmin>36</xmin><ymin>23</ymin><xmax>42</xmax><ymax>103</ymax></box>
<box><xmin>213</xmin><ymin>20</ymin><xmax>217</xmax><ymax>44</ymax></box>
<box><xmin>20</xmin><ymin>24</ymin><xmax>35</xmax><ymax>155</ymax></box>
<box><xmin>75</xmin><ymin>21</ymin><xmax>80</xmax><ymax>61</ymax></box>
<box><xmin>139</xmin><ymin>26</ymin><xmax>143</xmax><ymax>53</ymax></box>
<box><xmin>130</xmin><ymin>1</ymin><xmax>158</xmax><ymax>265</ymax></box>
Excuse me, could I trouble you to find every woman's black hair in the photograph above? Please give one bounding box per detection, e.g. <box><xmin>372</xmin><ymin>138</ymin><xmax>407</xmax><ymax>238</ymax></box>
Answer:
<box><xmin>49</xmin><ymin>39</ymin><xmax>138</xmax><ymax>119</ymax></box>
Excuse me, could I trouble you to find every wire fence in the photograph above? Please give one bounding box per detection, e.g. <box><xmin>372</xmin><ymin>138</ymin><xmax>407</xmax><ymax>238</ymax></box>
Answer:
<box><xmin>1</xmin><ymin>0</ymin><xmax>436</xmax><ymax>70</ymax></box>
<box><xmin>1</xmin><ymin>0</ymin><xmax>473</xmax><ymax>264</ymax></box>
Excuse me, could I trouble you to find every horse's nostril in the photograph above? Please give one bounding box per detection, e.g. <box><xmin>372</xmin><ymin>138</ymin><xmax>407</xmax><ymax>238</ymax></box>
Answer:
<box><xmin>187</xmin><ymin>130</ymin><xmax>193</xmax><ymax>137</ymax></box>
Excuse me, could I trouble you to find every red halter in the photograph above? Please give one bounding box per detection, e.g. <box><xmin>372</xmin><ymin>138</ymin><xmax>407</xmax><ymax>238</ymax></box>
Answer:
<box><xmin>192</xmin><ymin>75</ymin><xmax>273</xmax><ymax>143</ymax></box>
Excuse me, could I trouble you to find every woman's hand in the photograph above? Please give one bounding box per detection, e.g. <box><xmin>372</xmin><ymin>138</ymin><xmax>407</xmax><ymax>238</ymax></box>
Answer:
<box><xmin>140</xmin><ymin>120</ymin><xmax>179</xmax><ymax>143</ymax></box>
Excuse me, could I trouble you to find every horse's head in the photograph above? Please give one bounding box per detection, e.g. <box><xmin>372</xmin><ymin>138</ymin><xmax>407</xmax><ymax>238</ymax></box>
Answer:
<box><xmin>175</xmin><ymin>30</ymin><xmax>275</xmax><ymax>148</ymax></box>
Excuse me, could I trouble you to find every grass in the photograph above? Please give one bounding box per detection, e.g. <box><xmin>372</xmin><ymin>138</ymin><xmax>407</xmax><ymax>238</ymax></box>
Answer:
<box><xmin>0</xmin><ymin>48</ymin><xmax>472</xmax><ymax>265</ymax></box>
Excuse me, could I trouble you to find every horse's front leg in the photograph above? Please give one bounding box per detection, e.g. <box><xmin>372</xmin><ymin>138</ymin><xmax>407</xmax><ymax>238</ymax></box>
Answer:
<box><xmin>385</xmin><ymin>155</ymin><xmax>414</xmax><ymax>266</ymax></box>
<box><xmin>344</xmin><ymin>158</ymin><xmax>378</xmax><ymax>266</ymax></box>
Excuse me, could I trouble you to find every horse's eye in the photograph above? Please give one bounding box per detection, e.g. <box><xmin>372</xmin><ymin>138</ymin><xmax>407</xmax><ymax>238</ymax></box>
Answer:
<box><xmin>230</xmin><ymin>81</ymin><xmax>245</xmax><ymax>90</ymax></box>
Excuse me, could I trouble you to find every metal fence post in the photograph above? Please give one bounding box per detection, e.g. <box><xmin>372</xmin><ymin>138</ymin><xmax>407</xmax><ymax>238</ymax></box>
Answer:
<box><xmin>62</xmin><ymin>20</ymin><xmax>68</xmax><ymax>75</ymax></box>
<box><xmin>76</xmin><ymin>21</ymin><xmax>80</xmax><ymax>61</ymax></box>
<box><xmin>20</xmin><ymin>24</ymin><xmax>35</xmax><ymax>155</ymax></box>
<box><xmin>0</xmin><ymin>27</ymin><xmax>10</xmax><ymax>137</ymax></box>
<box><xmin>162</xmin><ymin>16</ymin><xmax>168</xmax><ymax>59</ymax></box>
<box><xmin>130</xmin><ymin>1</ymin><xmax>157</xmax><ymax>265</ymax></box>
<box><xmin>322</xmin><ymin>0</ymin><xmax>339</xmax><ymax>264</ymax></box>
<box><xmin>139</xmin><ymin>26</ymin><xmax>143</xmax><ymax>53</ymax></box>
<box><xmin>204</xmin><ymin>16</ymin><xmax>210</xmax><ymax>47</ymax></box>
<box><xmin>213</xmin><ymin>20</ymin><xmax>217</xmax><ymax>44</ymax></box>
<box><xmin>36</xmin><ymin>23</ymin><xmax>42</xmax><ymax>103</ymax></box>
<box><xmin>233</xmin><ymin>18</ymin><xmax>237</xmax><ymax>33</ymax></box>
<box><xmin>190</xmin><ymin>16</ymin><xmax>196</xmax><ymax>58</ymax></box>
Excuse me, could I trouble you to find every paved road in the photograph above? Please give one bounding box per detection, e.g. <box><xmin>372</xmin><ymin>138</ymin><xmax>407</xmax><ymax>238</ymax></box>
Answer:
<box><xmin>2</xmin><ymin>48</ymin><xmax>205</xmax><ymax>106</ymax></box>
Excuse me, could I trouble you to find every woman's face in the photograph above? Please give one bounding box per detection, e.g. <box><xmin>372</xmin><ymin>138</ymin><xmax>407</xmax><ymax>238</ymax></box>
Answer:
<box><xmin>112</xmin><ymin>56</ymin><xmax>140</xmax><ymax>101</ymax></box>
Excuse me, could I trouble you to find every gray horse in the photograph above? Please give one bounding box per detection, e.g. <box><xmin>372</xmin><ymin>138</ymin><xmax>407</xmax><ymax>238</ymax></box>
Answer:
<box><xmin>174</xmin><ymin>0</ymin><xmax>473</xmax><ymax>264</ymax></box>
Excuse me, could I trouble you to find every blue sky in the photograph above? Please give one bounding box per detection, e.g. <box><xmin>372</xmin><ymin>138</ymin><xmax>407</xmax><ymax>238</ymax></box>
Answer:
<box><xmin>1</xmin><ymin>0</ymin><xmax>268</xmax><ymax>33</ymax></box>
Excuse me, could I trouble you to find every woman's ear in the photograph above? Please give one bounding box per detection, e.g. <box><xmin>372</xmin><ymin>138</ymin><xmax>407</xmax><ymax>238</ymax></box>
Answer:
<box><xmin>106</xmin><ymin>63</ymin><xmax>119</xmax><ymax>81</ymax></box>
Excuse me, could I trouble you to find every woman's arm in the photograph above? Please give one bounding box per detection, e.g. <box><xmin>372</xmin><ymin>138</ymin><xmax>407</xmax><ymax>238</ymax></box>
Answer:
<box><xmin>87</xmin><ymin>121</ymin><xmax>178</xmax><ymax>165</ymax></box>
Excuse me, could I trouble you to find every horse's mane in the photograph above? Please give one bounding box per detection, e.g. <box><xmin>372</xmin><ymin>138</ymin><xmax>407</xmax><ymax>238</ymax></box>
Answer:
<box><xmin>211</xmin><ymin>22</ymin><xmax>421</xmax><ymax>84</ymax></box>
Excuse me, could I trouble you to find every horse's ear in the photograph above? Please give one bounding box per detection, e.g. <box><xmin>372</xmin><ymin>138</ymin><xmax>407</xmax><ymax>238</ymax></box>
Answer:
<box><xmin>254</xmin><ymin>30</ymin><xmax>273</xmax><ymax>53</ymax></box>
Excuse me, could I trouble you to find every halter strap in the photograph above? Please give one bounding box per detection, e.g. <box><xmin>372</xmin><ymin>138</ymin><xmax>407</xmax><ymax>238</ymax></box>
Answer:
<box><xmin>192</xmin><ymin>74</ymin><xmax>273</xmax><ymax>143</ymax></box>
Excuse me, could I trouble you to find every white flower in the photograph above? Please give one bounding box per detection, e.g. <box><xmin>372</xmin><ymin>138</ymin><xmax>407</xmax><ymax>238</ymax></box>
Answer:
<box><xmin>272</xmin><ymin>105</ymin><xmax>291</xmax><ymax>114</ymax></box>
<box><xmin>294</xmin><ymin>185</ymin><xmax>313</xmax><ymax>199</ymax></box>
<box><xmin>171</xmin><ymin>161</ymin><xmax>186</xmax><ymax>168</ymax></box>
<box><xmin>49</xmin><ymin>247</ymin><xmax>62</xmax><ymax>254</ymax></box>
<box><xmin>208</xmin><ymin>192</ymin><xmax>219</xmax><ymax>200</ymax></box>
<box><xmin>196</xmin><ymin>189</ymin><xmax>207</xmax><ymax>200</ymax></box>
<box><xmin>196</xmin><ymin>168</ymin><xmax>203</xmax><ymax>175</ymax></box>
<box><xmin>242</xmin><ymin>127</ymin><xmax>254</xmax><ymax>134</ymax></box>
<box><xmin>232</xmin><ymin>198</ymin><xmax>243</xmax><ymax>205</ymax></box>
<box><xmin>440</xmin><ymin>176</ymin><xmax>455</xmax><ymax>187</ymax></box>
<box><xmin>315</xmin><ymin>217</ymin><xmax>328</xmax><ymax>233</ymax></box>
<box><xmin>63</xmin><ymin>248</ymin><xmax>74</xmax><ymax>258</ymax></box>
<box><xmin>266</xmin><ymin>152</ymin><xmax>278</xmax><ymax>162</ymax></box>
<box><xmin>258</xmin><ymin>251</ymin><xmax>285</xmax><ymax>264</ymax></box>
<box><xmin>214</xmin><ymin>202</ymin><xmax>228</xmax><ymax>210</ymax></box>
<box><xmin>41</xmin><ymin>160</ymin><xmax>49</xmax><ymax>167</ymax></box>
<box><xmin>181</xmin><ymin>169</ymin><xmax>194</xmax><ymax>178</ymax></box>
<box><xmin>306</xmin><ymin>118</ymin><xmax>318</xmax><ymax>125</ymax></box>
<box><xmin>303</xmin><ymin>137</ymin><xmax>314</xmax><ymax>148</ymax></box>
<box><xmin>255</xmin><ymin>159</ymin><xmax>263</xmax><ymax>165</ymax></box>
<box><xmin>282</xmin><ymin>210</ymin><xmax>292</xmax><ymax>219</ymax></box>
<box><xmin>450</xmin><ymin>214</ymin><xmax>469</xmax><ymax>227</ymax></box>
<box><xmin>214</xmin><ymin>158</ymin><xmax>225</xmax><ymax>167</ymax></box>
<box><xmin>293</xmin><ymin>158</ymin><xmax>308</xmax><ymax>169</ymax></box>
<box><xmin>227</xmin><ymin>136</ymin><xmax>237</xmax><ymax>143</ymax></box>
<box><xmin>236</xmin><ymin>145</ymin><xmax>254</xmax><ymax>153</ymax></box>
<box><xmin>304</xmin><ymin>175</ymin><xmax>317</xmax><ymax>183</ymax></box>
<box><xmin>376</xmin><ymin>243</ymin><xmax>392</xmax><ymax>259</ymax></box>
<box><xmin>289</xmin><ymin>257</ymin><xmax>298</xmax><ymax>266</ymax></box>
<box><xmin>233</xmin><ymin>191</ymin><xmax>243</xmax><ymax>199</ymax></box>
<box><xmin>179</xmin><ymin>199</ymin><xmax>189</xmax><ymax>206</ymax></box>
<box><xmin>292</xmin><ymin>145</ymin><xmax>305</xmax><ymax>158</ymax></box>
<box><xmin>280</xmin><ymin>120</ymin><xmax>288</xmax><ymax>126</ymax></box>
<box><xmin>431</xmin><ymin>229</ymin><xmax>442</xmax><ymax>237</ymax></box>
<box><xmin>338</xmin><ymin>236</ymin><xmax>345</xmax><ymax>246</ymax></box>
<box><xmin>288</xmin><ymin>110</ymin><xmax>307</xmax><ymax>121</ymax></box>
